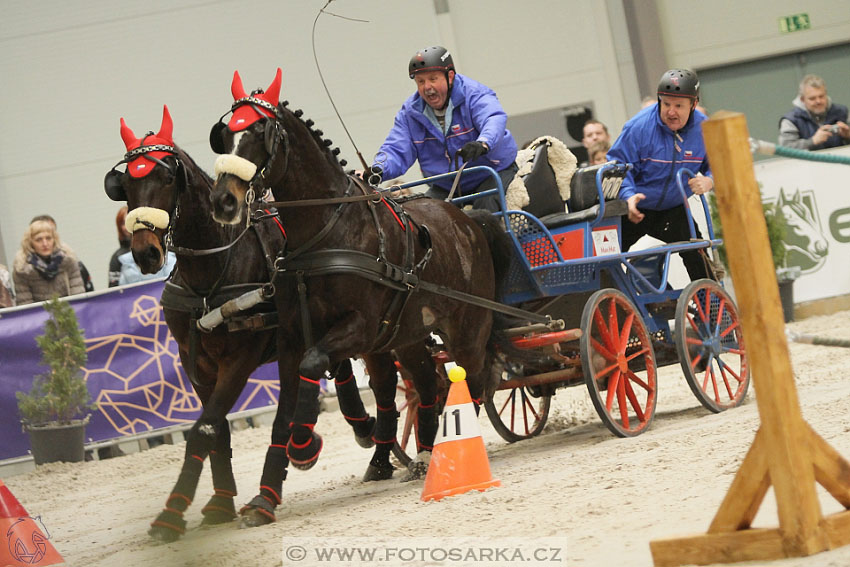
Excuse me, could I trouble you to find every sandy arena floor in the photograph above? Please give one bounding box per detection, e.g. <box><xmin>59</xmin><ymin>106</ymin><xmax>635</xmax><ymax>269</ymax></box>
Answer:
<box><xmin>5</xmin><ymin>310</ymin><xmax>850</xmax><ymax>567</ymax></box>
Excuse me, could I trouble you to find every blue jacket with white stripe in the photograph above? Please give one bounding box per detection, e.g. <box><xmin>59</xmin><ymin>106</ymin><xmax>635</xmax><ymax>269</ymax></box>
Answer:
<box><xmin>373</xmin><ymin>74</ymin><xmax>517</xmax><ymax>192</ymax></box>
<box><xmin>607</xmin><ymin>103</ymin><xmax>711</xmax><ymax>211</ymax></box>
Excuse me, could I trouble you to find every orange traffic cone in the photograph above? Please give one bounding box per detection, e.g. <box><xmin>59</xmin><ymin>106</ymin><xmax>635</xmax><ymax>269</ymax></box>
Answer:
<box><xmin>0</xmin><ymin>479</ymin><xmax>66</xmax><ymax>567</ymax></box>
<box><xmin>421</xmin><ymin>366</ymin><xmax>500</xmax><ymax>502</ymax></box>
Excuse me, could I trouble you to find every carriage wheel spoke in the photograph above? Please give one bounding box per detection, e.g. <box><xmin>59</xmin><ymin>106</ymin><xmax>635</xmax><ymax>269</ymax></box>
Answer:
<box><xmin>622</xmin><ymin>376</ymin><xmax>645</xmax><ymax>422</ymax></box>
<box><xmin>606</xmin><ymin>370</ymin><xmax>622</xmax><ymax>410</ymax></box>
<box><xmin>624</xmin><ymin>345</ymin><xmax>650</xmax><ymax>363</ymax></box>
<box><xmin>709</xmin><ymin>365</ymin><xmax>721</xmax><ymax>402</ymax></box>
<box><xmin>625</xmin><ymin>369</ymin><xmax>651</xmax><ymax>392</ymax></box>
<box><xmin>590</xmin><ymin>338</ymin><xmax>617</xmax><ymax>365</ymax></box>
<box><xmin>594</xmin><ymin>308</ymin><xmax>619</xmax><ymax>355</ymax></box>
<box><xmin>618</xmin><ymin>312</ymin><xmax>635</xmax><ymax>352</ymax></box>
<box><xmin>719</xmin><ymin>364</ymin><xmax>735</xmax><ymax>399</ymax></box>
<box><xmin>617</xmin><ymin>379</ymin><xmax>630</xmax><ymax>429</ymax></box>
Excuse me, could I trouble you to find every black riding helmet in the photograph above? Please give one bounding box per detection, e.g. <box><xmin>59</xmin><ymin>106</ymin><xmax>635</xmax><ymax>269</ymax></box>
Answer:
<box><xmin>409</xmin><ymin>46</ymin><xmax>455</xmax><ymax>79</ymax></box>
<box><xmin>657</xmin><ymin>69</ymin><xmax>700</xmax><ymax>100</ymax></box>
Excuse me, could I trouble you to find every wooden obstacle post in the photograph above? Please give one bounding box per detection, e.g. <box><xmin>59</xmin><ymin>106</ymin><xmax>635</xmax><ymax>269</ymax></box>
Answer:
<box><xmin>650</xmin><ymin>111</ymin><xmax>850</xmax><ymax>566</ymax></box>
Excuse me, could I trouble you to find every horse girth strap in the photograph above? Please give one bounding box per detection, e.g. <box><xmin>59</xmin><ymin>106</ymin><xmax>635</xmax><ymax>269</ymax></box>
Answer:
<box><xmin>276</xmin><ymin>249</ymin><xmax>552</xmax><ymax>325</ymax></box>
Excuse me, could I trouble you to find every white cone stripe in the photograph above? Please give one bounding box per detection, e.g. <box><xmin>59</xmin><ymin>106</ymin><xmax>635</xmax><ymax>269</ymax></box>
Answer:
<box><xmin>433</xmin><ymin>402</ymin><xmax>481</xmax><ymax>446</ymax></box>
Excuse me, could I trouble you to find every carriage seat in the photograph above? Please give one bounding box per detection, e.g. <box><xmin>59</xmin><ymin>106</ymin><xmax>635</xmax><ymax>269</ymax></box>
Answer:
<box><xmin>538</xmin><ymin>163</ymin><xmax>628</xmax><ymax>230</ymax></box>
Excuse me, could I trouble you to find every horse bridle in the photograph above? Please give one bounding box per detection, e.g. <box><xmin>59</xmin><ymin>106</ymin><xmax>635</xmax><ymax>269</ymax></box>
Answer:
<box><xmin>210</xmin><ymin>94</ymin><xmax>290</xmax><ymax>204</ymax></box>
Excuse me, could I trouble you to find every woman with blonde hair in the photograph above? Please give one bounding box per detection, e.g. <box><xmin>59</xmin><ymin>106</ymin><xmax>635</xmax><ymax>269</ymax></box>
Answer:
<box><xmin>12</xmin><ymin>219</ymin><xmax>84</xmax><ymax>305</ymax></box>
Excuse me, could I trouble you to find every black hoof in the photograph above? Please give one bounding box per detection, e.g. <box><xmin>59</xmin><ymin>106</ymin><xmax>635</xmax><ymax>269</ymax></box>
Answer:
<box><xmin>363</xmin><ymin>462</ymin><xmax>395</xmax><ymax>482</ymax></box>
<box><xmin>238</xmin><ymin>495</ymin><xmax>276</xmax><ymax>528</ymax></box>
<box><xmin>400</xmin><ymin>451</ymin><xmax>430</xmax><ymax>482</ymax></box>
<box><xmin>201</xmin><ymin>495</ymin><xmax>237</xmax><ymax>525</ymax></box>
<box><xmin>239</xmin><ymin>508</ymin><xmax>275</xmax><ymax>528</ymax></box>
<box><xmin>354</xmin><ymin>417</ymin><xmax>376</xmax><ymax>449</ymax></box>
<box><xmin>149</xmin><ymin>511</ymin><xmax>186</xmax><ymax>542</ymax></box>
<box><xmin>287</xmin><ymin>431</ymin><xmax>323</xmax><ymax>470</ymax></box>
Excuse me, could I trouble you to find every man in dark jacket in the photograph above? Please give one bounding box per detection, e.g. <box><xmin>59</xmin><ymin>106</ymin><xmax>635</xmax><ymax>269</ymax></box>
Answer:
<box><xmin>607</xmin><ymin>69</ymin><xmax>715</xmax><ymax>281</ymax></box>
<box><xmin>778</xmin><ymin>74</ymin><xmax>850</xmax><ymax>150</ymax></box>
<box><xmin>369</xmin><ymin>46</ymin><xmax>518</xmax><ymax>211</ymax></box>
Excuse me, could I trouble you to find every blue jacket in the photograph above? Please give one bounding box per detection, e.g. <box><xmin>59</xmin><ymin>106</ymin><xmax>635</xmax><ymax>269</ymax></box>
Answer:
<box><xmin>118</xmin><ymin>251</ymin><xmax>176</xmax><ymax>285</ymax></box>
<box><xmin>374</xmin><ymin>74</ymin><xmax>518</xmax><ymax>192</ymax></box>
<box><xmin>607</xmin><ymin>104</ymin><xmax>711</xmax><ymax>211</ymax></box>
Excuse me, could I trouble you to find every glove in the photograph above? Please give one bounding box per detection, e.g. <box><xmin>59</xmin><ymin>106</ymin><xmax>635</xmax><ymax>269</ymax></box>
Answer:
<box><xmin>366</xmin><ymin>165</ymin><xmax>383</xmax><ymax>186</ymax></box>
<box><xmin>458</xmin><ymin>140</ymin><xmax>488</xmax><ymax>162</ymax></box>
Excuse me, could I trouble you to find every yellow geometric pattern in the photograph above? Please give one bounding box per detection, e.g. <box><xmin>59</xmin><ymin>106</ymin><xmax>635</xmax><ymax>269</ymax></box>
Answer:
<box><xmin>82</xmin><ymin>294</ymin><xmax>279</xmax><ymax>436</ymax></box>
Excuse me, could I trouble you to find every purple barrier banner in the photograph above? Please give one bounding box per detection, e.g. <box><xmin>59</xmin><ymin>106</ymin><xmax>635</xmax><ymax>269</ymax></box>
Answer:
<box><xmin>0</xmin><ymin>280</ymin><xmax>280</xmax><ymax>461</ymax></box>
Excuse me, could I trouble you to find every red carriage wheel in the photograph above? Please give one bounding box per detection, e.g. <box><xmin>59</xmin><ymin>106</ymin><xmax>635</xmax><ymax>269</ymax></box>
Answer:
<box><xmin>484</xmin><ymin>382</ymin><xmax>551</xmax><ymax>442</ymax></box>
<box><xmin>580</xmin><ymin>288</ymin><xmax>658</xmax><ymax>437</ymax></box>
<box><xmin>675</xmin><ymin>279</ymin><xmax>749</xmax><ymax>412</ymax></box>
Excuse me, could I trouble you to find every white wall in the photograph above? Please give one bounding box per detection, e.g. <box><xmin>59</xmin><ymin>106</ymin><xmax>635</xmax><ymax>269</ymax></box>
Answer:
<box><xmin>1</xmin><ymin>0</ymin><xmax>848</xmax><ymax>294</ymax></box>
<box><xmin>0</xmin><ymin>0</ymin><xmax>637</xmax><ymax>288</ymax></box>
<box><xmin>658</xmin><ymin>0</ymin><xmax>850</xmax><ymax>68</ymax></box>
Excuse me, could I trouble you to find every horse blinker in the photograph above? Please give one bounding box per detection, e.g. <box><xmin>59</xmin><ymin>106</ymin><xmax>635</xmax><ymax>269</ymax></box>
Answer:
<box><xmin>210</xmin><ymin>121</ymin><xmax>227</xmax><ymax>154</ymax></box>
<box><xmin>104</xmin><ymin>168</ymin><xmax>127</xmax><ymax>201</ymax></box>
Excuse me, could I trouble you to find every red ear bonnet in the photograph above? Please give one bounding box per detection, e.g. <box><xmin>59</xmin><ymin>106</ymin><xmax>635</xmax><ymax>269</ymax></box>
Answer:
<box><xmin>227</xmin><ymin>68</ymin><xmax>282</xmax><ymax>132</ymax></box>
<box><xmin>121</xmin><ymin>105</ymin><xmax>176</xmax><ymax>178</ymax></box>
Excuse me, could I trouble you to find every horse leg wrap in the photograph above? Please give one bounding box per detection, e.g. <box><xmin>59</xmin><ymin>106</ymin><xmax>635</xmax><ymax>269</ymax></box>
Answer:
<box><xmin>239</xmin><ymin>445</ymin><xmax>288</xmax><ymax>526</ymax></box>
<box><xmin>363</xmin><ymin>404</ymin><xmax>398</xmax><ymax>482</ymax></box>
<box><xmin>334</xmin><ymin>364</ymin><xmax>375</xmax><ymax>447</ymax></box>
<box><xmin>415</xmin><ymin>402</ymin><xmax>438</xmax><ymax>453</ymax></box>
<box><xmin>287</xmin><ymin>423</ymin><xmax>323</xmax><ymax>471</ymax></box>
<box><xmin>202</xmin><ymin>449</ymin><xmax>237</xmax><ymax>525</ymax></box>
<box><xmin>149</xmin><ymin>455</ymin><xmax>203</xmax><ymax>540</ymax></box>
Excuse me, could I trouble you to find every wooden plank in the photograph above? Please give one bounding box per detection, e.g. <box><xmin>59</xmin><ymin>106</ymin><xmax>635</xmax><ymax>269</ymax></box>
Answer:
<box><xmin>651</xmin><ymin>528</ymin><xmax>787</xmax><ymax>567</ymax></box>
<box><xmin>822</xmin><ymin>510</ymin><xmax>850</xmax><ymax>549</ymax></box>
<box><xmin>701</xmin><ymin>111</ymin><xmax>825</xmax><ymax>553</ymax></box>
<box><xmin>809</xmin><ymin>424</ymin><xmax>850</xmax><ymax>507</ymax></box>
<box><xmin>709</xmin><ymin>429</ymin><xmax>770</xmax><ymax>532</ymax></box>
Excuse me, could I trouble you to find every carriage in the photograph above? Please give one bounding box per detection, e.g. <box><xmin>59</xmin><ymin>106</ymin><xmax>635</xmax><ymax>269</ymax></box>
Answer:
<box><xmin>393</xmin><ymin>144</ymin><xmax>749</xmax><ymax>444</ymax></box>
<box><xmin>112</xmin><ymin>70</ymin><xmax>748</xmax><ymax>540</ymax></box>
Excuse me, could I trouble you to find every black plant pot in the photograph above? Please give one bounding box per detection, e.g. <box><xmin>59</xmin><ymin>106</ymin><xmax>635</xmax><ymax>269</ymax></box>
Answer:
<box><xmin>778</xmin><ymin>279</ymin><xmax>794</xmax><ymax>323</ymax></box>
<box><xmin>25</xmin><ymin>419</ymin><xmax>88</xmax><ymax>465</ymax></box>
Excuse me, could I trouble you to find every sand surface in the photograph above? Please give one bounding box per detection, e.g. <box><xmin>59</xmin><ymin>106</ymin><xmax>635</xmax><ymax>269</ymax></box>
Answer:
<box><xmin>6</xmin><ymin>310</ymin><xmax>850</xmax><ymax>567</ymax></box>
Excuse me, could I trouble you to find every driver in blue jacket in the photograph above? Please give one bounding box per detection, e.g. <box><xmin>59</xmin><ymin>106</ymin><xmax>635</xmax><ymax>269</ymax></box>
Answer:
<box><xmin>607</xmin><ymin>69</ymin><xmax>715</xmax><ymax>281</ymax></box>
<box><xmin>368</xmin><ymin>46</ymin><xmax>518</xmax><ymax>211</ymax></box>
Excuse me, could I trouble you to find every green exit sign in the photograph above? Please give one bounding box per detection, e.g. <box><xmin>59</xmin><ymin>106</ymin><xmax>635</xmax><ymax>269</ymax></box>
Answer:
<box><xmin>779</xmin><ymin>13</ymin><xmax>811</xmax><ymax>33</ymax></box>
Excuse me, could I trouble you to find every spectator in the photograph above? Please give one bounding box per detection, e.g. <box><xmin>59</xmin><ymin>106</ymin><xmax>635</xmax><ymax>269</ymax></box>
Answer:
<box><xmin>369</xmin><ymin>45</ymin><xmax>518</xmax><ymax>211</ymax></box>
<box><xmin>108</xmin><ymin>206</ymin><xmax>131</xmax><ymax>287</ymax></box>
<box><xmin>779</xmin><ymin>74</ymin><xmax>850</xmax><ymax>150</ymax></box>
<box><xmin>0</xmin><ymin>263</ymin><xmax>14</xmax><ymax>308</ymax></box>
<box><xmin>607</xmin><ymin>68</ymin><xmax>715</xmax><ymax>282</ymax></box>
<box><xmin>587</xmin><ymin>140</ymin><xmax>610</xmax><ymax>166</ymax></box>
<box><xmin>28</xmin><ymin>214</ymin><xmax>94</xmax><ymax>292</ymax></box>
<box><xmin>580</xmin><ymin>120</ymin><xmax>611</xmax><ymax>167</ymax></box>
<box><xmin>641</xmin><ymin>95</ymin><xmax>656</xmax><ymax>109</ymax></box>
<box><xmin>118</xmin><ymin>250</ymin><xmax>176</xmax><ymax>285</ymax></box>
<box><xmin>13</xmin><ymin>219</ymin><xmax>85</xmax><ymax>305</ymax></box>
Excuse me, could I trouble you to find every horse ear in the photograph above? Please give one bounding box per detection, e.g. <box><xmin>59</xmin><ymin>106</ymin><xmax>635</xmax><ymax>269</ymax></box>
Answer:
<box><xmin>264</xmin><ymin>68</ymin><xmax>282</xmax><ymax>106</ymax></box>
<box><xmin>120</xmin><ymin>117</ymin><xmax>140</xmax><ymax>150</ymax></box>
<box><xmin>231</xmin><ymin>70</ymin><xmax>247</xmax><ymax>100</ymax></box>
<box><xmin>158</xmin><ymin>105</ymin><xmax>174</xmax><ymax>144</ymax></box>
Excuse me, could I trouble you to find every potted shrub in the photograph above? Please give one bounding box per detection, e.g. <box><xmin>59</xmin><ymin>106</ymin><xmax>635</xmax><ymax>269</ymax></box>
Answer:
<box><xmin>709</xmin><ymin>194</ymin><xmax>797</xmax><ymax>321</ymax></box>
<box><xmin>16</xmin><ymin>296</ymin><xmax>95</xmax><ymax>464</ymax></box>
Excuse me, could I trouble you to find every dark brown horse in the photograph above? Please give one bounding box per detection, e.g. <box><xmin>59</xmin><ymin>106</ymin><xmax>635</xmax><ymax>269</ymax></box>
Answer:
<box><xmin>208</xmin><ymin>69</ymin><xmax>512</xmax><ymax>520</ymax></box>
<box><xmin>104</xmin><ymin>106</ymin><xmax>378</xmax><ymax>541</ymax></box>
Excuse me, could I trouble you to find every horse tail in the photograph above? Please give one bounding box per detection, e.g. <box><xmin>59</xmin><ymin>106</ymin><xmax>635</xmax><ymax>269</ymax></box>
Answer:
<box><xmin>464</xmin><ymin>210</ymin><xmax>512</xmax><ymax>293</ymax></box>
<box><xmin>465</xmin><ymin>210</ymin><xmax>551</xmax><ymax>370</ymax></box>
